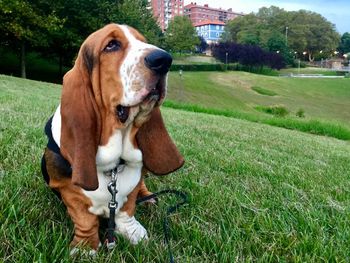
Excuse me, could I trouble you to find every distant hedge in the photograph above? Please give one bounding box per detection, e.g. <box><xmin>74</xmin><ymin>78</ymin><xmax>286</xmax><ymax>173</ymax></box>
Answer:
<box><xmin>171</xmin><ymin>64</ymin><xmax>227</xmax><ymax>71</ymax></box>
<box><xmin>170</xmin><ymin>63</ymin><xmax>279</xmax><ymax>76</ymax></box>
<box><xmin>212</xmin><ymin>42</ymin><xmax>286</xmax><ymax>70</ymax></box>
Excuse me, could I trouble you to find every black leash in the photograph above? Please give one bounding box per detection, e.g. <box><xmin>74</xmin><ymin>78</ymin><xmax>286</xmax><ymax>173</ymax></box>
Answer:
<box><xmin>105</xmin><ymin>165</ymin><xmax>124</xmax><ymax>250</ymax></box>
<box><xmin>105</xmin><ymin>174</ymin><xmax>189</xmax><ymax>262</ymax></box>
<box><xmin>136</xmin><ymin>189</ymin><xmax>189</xmax><ymax>263</ymax></box>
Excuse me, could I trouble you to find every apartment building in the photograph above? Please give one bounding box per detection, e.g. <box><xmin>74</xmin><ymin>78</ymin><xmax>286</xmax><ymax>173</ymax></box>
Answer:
<box><xmin>184</xmin><ymin>2</ymin><xmax>243</xmax><ymax>25</ymax></box>
<box><xmin>195</xmin><ymin>20</ymin><xmax>225</xmax><ymax>43</ymax></box>
<box><xmin>150</xmin><ymin>0</ymin><xmax>185</xmax><ymax>31</ymax></box>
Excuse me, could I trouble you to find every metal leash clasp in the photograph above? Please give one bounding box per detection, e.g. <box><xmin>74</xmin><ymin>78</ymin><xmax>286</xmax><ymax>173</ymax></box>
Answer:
<box><xmin>105</xmin><ymin>164</ymin><xmax>124</xmax><ymax>250</ymax></box>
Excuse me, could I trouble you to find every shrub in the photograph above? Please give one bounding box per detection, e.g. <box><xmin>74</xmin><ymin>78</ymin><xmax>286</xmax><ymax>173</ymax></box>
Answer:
<box><xmin>211</xmin><ymin>42</ymin><xmax>286</xmax><ymax>70</ymax></box>
<box><xmin>296</xmin><ymin>108</ymin><xmax>305</xmax><ymax>118</ymax></box>
<box><xmin>251</xmin><ymin>86</ymin><xmax>277</xmax><ymax>96</ymax></box>
<box><xmin>255</xmin><ymin>105</ymin><xmax>289</xmax><ymax>117</ymax></box>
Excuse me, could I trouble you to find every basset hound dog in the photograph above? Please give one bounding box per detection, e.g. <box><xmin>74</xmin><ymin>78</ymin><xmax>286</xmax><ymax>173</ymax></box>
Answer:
<box><xmin>41</xmin><ymin>24</ymin><xmax>184</xmax><ymax>254</ymax></box>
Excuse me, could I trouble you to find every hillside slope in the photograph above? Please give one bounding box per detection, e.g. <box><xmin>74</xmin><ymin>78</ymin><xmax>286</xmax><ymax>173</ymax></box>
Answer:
<box><xmin>167</xmin><ymin>71</ymin><xmax>350</xmax><ymax>126</ymax></box>
<box><xmin>1</xmin><ymin>75</ymin><xmax>350</xmax><ymax>262</ymax></box>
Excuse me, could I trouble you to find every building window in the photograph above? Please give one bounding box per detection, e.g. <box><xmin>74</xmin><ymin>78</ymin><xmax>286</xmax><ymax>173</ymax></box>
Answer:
<box><xmin>216</xmin><ymin>25</ymin><xmax>219</xmax><ymax>30</ymax></box>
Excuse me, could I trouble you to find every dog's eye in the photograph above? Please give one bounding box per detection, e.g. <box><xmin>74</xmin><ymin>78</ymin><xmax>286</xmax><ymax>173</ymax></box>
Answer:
<box><xmin>104</xmin><ymin>40</ymin><xmax>121</xmax><ymax>52</ymax></box>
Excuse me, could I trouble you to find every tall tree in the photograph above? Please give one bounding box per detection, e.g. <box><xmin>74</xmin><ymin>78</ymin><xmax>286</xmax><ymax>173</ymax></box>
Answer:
<box><xmin>164</xmin><ymin>16</ymin><xmax>200</xmax><ymax>53</ymax></box>
<box><xmin>43</xmin><ymin>0</ymin><xmax>108</xmax><ymax>75</ymax></box>
<box><xmin>289</xmin><ymin>10</ymin><xmax>340</xmax><ymax>61</ymax></box>
<box><xmin>338</xmin><ymin>32</ymin><xmax>350</xmax><ymax>54</ymax></box>
<box><xmin>222</xmin><ymin>14</ymin><xmax>261</xmax><ymax>44</ymax></box>
<box><xmin>0</xmin><ymin>0</ymin><xmax>62</xmax><ymax>78</ymax></box>
<box><xmin>222</xmin><ymin>6</ymin><xmax>340</xmax><ymax>62</ymax></box>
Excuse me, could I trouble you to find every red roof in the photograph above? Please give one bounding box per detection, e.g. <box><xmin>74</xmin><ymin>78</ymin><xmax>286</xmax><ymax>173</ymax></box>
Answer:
<box><xmin>194</xmin><ymin>20</ymin><xmax>225</xmax><ymax>27</ymax></box>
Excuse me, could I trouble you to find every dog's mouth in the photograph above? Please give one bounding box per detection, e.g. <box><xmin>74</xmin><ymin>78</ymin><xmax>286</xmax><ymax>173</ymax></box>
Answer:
<box><xmin>116</xmin><ymin>104</ymin><xmax>130</xmax><ymax>123</ymax></box>
<box><xmin>116</xmin><ymin>78</ymin><xmax>166</xmax><ymax>123</ymax></box>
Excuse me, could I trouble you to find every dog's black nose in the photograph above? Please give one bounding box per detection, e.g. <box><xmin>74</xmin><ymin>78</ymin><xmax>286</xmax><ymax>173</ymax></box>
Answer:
<box><xmin>144</xmin><ymin>50</ymin><xmax>172</xmax><ymax>75</ymax></box>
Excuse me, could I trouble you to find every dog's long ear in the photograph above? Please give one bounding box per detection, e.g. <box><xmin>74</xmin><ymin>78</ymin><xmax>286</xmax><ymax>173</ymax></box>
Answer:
<box><xmin>60</xmin><ymin>44</ymin><xmax>101</xmax><ymax>191</ymax></box>
<box><xmin>136</xmin><ymin>107</ymin><xmax>184</xmax><ymax>175</ymax></box>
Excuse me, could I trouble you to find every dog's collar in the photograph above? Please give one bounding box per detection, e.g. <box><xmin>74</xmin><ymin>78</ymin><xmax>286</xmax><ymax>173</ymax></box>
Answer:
<box><xmin>103</xmin><ymin>159</ymin><xmax>126</xmax><ymax>177</ymax></box>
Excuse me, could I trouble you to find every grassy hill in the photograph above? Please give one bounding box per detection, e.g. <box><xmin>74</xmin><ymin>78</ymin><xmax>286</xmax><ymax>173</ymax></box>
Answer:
<box><xmin>1</xmin><ymin>75</ymin><xmax>350</xmax><ymax>261</ymax></box>
<box><xmin>167</xmin><ymin>71</ymin><xmax>350</xmax><ymax>126</ymax></box>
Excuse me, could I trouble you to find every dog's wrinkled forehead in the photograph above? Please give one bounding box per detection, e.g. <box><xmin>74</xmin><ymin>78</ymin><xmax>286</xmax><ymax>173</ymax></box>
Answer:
<box><xmin>119</xmin><ymin>24</ymin><xmax>158</xmax><ymax>62</ymax></box>
<box><xmin>119</xmin><ymin>25</ymin><xmax>159</xmax><ymax>77</ymax></box>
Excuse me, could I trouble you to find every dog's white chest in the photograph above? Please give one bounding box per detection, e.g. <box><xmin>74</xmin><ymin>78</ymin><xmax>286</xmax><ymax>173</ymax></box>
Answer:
<box><xmin>52</xmin><ymin>106</ymin><xmax>143</xmax><ymax>217</ymax></box>
<box><xmin>83</xmin><ymin>169</ymin><xmax>141</xmax><ymax>217</ymax></box>
<box><xmin>83</xmin><ymin>127</ymin><xmax>143</xmax><ymax>217</ymax></box>
<box><xmin>95</xmin><ymin>131</ymin><xmax>123</xmax><ymax>172</ymax></box>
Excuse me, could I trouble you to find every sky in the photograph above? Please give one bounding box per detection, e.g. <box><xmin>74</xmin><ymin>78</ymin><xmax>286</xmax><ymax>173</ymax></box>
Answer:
<box><xmin>184</xmin><ymin>0</ymin><xmax>349</xmax><ymax>34</ymax></box>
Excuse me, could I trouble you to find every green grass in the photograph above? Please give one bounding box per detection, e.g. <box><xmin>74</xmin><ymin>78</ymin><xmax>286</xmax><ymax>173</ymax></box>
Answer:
<box><xmin>251</xmin><ymin>86</ymin><xmax>277</xmax><ymax>96</ymax></box>
<box><xmin>163</xmin><ymin>100</ymin><xmax>350</xmax><ymax>140</ymax></box>
<box><xmin>1</xmin><ymin>75</ymin><xmax>350</xmax><ymax>262</ymax></box>
<box><xmin>255</xmin><ymin>105</ymin><xmax>289</xmax><ymax>117</ymax></box>
<box><xmin>167</xmin><ymin>71</ymin><xmax>350</xmax><ymax>127</ymax></box>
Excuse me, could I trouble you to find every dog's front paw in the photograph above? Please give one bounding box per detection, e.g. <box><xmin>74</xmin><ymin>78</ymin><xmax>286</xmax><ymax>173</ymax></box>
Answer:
<box><xmin>69</xmin><ymin>242</ymin><xmax>101</xmax><ymax>257</ymax></box>
<box><xmin>115</xmin><ymin>211</ymin><xmax>148</xmax><ymax>245</ymax></box>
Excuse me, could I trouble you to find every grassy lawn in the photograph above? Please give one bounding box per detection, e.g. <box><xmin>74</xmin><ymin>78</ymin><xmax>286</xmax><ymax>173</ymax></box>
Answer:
<box><xmin>168</xmin><ymin>71</ymin><xmax>350</xmax><ymax>127</ymax></box>
<box><xmin>1</xmin><ymin>75</ymin><xmax>350</xmax><ymax>262</ymax></box>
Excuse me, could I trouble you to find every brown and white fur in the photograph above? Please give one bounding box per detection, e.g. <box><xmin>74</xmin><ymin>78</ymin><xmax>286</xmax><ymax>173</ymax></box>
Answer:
<box><xmin>42</xmin><ymin>24</ymin><xmax>184</xmax><ymax>254</ymax></box>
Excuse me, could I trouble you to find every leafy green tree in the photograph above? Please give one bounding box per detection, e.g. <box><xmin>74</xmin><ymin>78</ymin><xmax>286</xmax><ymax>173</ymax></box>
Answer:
<box><xmin>0</xmin><ymin>0</ymin><xmax>63</xmax><ymax>78</ymax></box>
<box><xmin>222</xmin><ymin>14</ymin><xmax>260</xmax><ymax>44</ymax></box>
<box><xmin>164</xmin><ymin>16</ymin><xmax>200</xmax><ymax>53</ymax></box>
<box><xmin>267</xmin><ymin>33</ymin><xmax>293</xmax><ymax>65</ymax></box>
<box><xmin>339</xmin><ymin>32</ymin><xmax>350</xmax><ymax>54</ymax></box>
<box><xmin>288</xmin><ymin>10</ymin><xmax>340</xmax><ymax>61</ymax></box>
<box><xmin>44</xmin><ymin>0</ymin><xmax>109</xmax><ymax>75</ymax></box>
<box><xmin>222</xmin><ymin>6</ymin><xmax>340</xmax><ymax>62</ymax></box>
